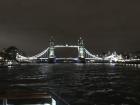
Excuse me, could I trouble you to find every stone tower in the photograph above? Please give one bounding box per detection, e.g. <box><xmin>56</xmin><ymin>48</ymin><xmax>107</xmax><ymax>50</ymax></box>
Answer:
<box><xmin>78</xmin><ymin>37</ymin><xmax>85</xmax><ymax>63</ymax></box>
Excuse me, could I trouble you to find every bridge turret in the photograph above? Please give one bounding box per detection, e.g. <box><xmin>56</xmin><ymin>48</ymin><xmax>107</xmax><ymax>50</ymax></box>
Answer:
<box><xmin>49</xmin><ymin>36</ymin><xmax>55</xmax><ymax>47</ymax></box>
<box><xmin>78</xmin><ymin>37</ymin><xmax>85</xmax><ymax>63</ymax></box>
<box><xmin>78</xmin><ymin>37</ymin><xmax>84</xmax><ymax>47</ymax></box>
<box><xmin>48</xmin><ymin>36</ymin><xmax>55</xmax><ymax>63</ymax></box>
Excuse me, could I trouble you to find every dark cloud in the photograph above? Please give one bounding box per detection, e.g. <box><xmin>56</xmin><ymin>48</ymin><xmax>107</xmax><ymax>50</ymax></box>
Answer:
<box><xmin>0</xmin><ymin>0</ymin><xmax>140</xmax><ymax>55</ymax></box>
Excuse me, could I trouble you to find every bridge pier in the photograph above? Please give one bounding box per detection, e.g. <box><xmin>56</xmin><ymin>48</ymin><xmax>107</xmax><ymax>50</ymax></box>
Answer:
<box><xmin>48</xmin><ymin>58</ymin><xmax>56</xmax><ymax>63</ymax></box>
<box><xmin>78</xmin><ymin>57</ymin><xmax>86</xmax><ymax>63</ymax></box>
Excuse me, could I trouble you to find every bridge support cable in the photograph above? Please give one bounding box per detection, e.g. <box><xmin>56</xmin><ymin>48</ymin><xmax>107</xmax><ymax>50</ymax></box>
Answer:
<box><xmin>84</xmin><ymin>48</ymin><xmax>102</xmax><ymax>60</ymax></box>
<box><xmin>16</xmin><ymin>47</ymin><xmax>50</xmax><ymax>61</ymax></box>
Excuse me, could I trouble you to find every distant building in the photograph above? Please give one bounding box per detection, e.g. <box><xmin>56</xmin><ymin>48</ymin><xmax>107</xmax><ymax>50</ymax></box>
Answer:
<box><xmin>0</xmin><ymin>56</ymin><xmax>2</xmax><ymax>60</ymax></box>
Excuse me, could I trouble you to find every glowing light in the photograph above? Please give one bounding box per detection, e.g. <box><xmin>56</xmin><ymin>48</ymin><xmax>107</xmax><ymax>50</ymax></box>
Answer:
<box><xmin>44</xmin><ymin>103</ymin><xmax>51</xmax><ymax>105</ymax></box>
<box><xmin>52</xmin><ymin>98</ymin><xmax>56</xmax><ymax>105</ymax></box>
<box><xmin>7</xmin><ymin>61</ymin><xmax>12</xmax><ymax>65</ymax></box>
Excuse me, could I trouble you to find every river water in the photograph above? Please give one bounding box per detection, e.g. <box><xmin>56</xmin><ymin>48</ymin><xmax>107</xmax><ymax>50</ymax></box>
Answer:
<box><xmin>0</xmin><ymin>63</ymin><xmax>140</xmax><ymax>105</ymax></box>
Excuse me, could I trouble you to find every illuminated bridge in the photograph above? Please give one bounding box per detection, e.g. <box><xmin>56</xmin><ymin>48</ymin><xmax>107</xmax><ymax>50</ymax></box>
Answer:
<box><xmin>16</xmin><ymin>37</ymin><xmax>103</xmax><ymax>63</ymax></box>
<box><xmin>16</xmin><ymin>37</ymin><xmax>128</xmax><ymax>63</ymax></box>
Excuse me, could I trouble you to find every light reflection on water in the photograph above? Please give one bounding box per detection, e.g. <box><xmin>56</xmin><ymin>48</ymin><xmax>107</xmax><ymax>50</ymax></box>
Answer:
<box><xmin>0</xmin><ymin>63</ymin><xmax>140</xmax><ymax>105</ymax></box>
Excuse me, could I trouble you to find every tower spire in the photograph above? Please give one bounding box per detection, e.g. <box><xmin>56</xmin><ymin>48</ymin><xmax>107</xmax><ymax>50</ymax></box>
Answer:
<box><xmin>78</xmin><ymin>37</ymin><xmax>84</xmax><ymax>47</ymax></box>
<box><xmin>49</xmin><ymin>36</ymin><xmax>55</xmax><ymax>47</ymax></box>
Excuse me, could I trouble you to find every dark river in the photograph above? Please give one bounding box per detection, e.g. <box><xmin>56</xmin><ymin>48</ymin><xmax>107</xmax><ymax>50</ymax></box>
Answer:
<box><xmin>0</xmin><ymin>63</ymin><xmax>140</xmax><ymax>105</ymax></box>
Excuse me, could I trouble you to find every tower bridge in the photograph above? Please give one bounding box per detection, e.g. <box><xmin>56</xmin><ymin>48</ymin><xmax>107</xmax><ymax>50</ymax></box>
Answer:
<box><xmin>16</xmin><ymin>37</ymin><xmax>123</xmax><ymax>63</ymax></box>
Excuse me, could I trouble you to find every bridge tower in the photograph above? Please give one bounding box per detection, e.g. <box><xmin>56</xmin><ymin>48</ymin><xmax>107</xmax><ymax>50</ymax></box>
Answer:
<box><xmin>48</xmin><ymin>36</ymin><xmax>56</xmax><ymax>63</ymax></box>
<box><xmin>78</xmin><ymin>37</ymin><xmax>85</xmax><ymax>63</ymax></box>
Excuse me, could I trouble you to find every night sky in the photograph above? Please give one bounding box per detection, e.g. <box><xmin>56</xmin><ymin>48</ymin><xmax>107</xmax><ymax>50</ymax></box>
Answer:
<box><xmin>0</xmin><ymin>0</ymin><xmax>140</xmax><ymax>55</ymax></box>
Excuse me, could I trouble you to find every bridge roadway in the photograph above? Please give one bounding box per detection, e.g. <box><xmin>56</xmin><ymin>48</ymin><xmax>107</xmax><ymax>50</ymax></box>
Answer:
<box><xmin>54</xmin><ymin>45</ymin><xmax>79</xmax><ymax>48</ymax></box>
<box><xmin>39</xmin><ymin>58</ymin><xmax>98</xmax><ymax>60</ymax></box>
